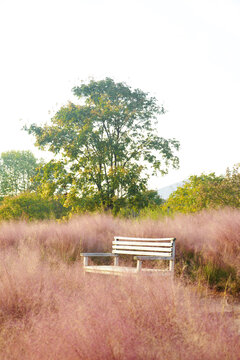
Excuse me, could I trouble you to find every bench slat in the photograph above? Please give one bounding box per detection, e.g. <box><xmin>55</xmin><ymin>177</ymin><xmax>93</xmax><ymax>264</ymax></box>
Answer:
<box><xmin>114</xmin><ymin>236</ymin><xmax>175</xmax><ymax>242</ymax></box>
<box><xmin>112</xmin><ymin>241</ymin><xmax>172</xmax><ymax>247</ymax></box>
<box><xmin>134</xmin><ymin>256</ymin><xmax>172</xmax><ymax>260</ymax></box>
<box><xmin>112</xmin><ymin>250</ymin><xmax>172</xmax><ymax>257</ymax></box>
<box><xmin>112</xmin><ymin>245</ymin><xmax>172</xmax><ymax>252</ymax></box>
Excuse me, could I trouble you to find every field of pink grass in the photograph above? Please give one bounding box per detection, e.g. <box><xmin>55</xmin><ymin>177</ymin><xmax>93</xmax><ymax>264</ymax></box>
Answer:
<box><xmin>0</xmin><ymin>207</ymin><xmax>240</xmax><ymax>274</ymax></box>
<box><xmin>0</xmin><ymin>245</ymin><xmax>239</xmax><ymax>360</ymax></box>
<box><xmin>0</xmin><ymin>208</ymin><xmax>240</xmax><ymax>359</ymax></box>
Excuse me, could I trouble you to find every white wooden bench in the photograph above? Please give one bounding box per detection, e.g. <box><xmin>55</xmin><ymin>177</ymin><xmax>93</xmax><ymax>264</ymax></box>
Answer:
<box><xmin>80</xmin><ymin>236</ymin><xmax>176</xmax><ymax>276</ymax></box>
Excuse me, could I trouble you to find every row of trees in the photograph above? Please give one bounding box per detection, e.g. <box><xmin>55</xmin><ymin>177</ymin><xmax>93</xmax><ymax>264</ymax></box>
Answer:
<box><xmin>0</xmin><ymin>149</ymin><xmax>165</xmax><ymax>220</ymax></box>
<box><xmin>0</xmin><ymin>150</ymin><xmax>239</xmax><ymax>220</ymax></box>
<box><xmin>0</xmin><ymin>78</ymin><xmax>239</xmax><ymax>220</ymax></box>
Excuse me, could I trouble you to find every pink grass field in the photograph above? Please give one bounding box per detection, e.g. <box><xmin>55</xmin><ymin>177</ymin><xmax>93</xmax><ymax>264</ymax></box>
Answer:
<box><xmin>0</xmin><ymin>208</ymin><xmax>240</xmax><ymax>359</ymax></box>
<box><xmin>0</xmin><ymin>207</ymin><xmax>240</xmax><ymax>272</ymax></box>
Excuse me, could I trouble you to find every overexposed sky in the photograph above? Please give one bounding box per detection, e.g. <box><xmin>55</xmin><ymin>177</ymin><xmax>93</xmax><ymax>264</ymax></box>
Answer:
<box><xmin>0</xmin><ymin>0</ymin><xmax>239</xmax><ymax>189</ymax></box>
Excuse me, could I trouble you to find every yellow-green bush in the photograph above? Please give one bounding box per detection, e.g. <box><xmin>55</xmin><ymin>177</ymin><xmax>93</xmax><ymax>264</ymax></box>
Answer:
<box><xmin>162</xmin><ymin>165</ymin><xmax>240</xmax><ymax>215</ymax></box>
<box><xmin>0</xmin><ymin>192</ymin><xmax>68</xmax><ymax>221</ymax></box>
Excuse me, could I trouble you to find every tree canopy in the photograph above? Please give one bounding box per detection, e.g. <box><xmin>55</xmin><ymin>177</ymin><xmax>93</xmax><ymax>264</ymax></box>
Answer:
<box><xmin>0</xmin><ymin>150</ymin><xmax>39</xmax><ymax>196</ymax></box>
<box><xmin>25</xmin><ymin>78</ymin><xmax>180</xmax><ymax>212</ymax></box>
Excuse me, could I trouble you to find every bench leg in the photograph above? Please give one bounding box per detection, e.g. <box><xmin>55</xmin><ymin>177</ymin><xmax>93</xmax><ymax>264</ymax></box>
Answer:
<box><xmin>114</xmin><ymin>256</ymin><xmax>119</xmax><ymax>266</ymax></box>
<box><xmin>169</xmin><ymin>259</ymin><xmax>175</xmax><ymax>278</ymax></box>
<box><xmin>83</xmin><ymin>256</ymin><xmax>88</xmax><ymax>267</ymax></box>
<box><xmin>137</xmin><ymin>260</ymin><xmax>142</xmax><ymax>272</ymax></box>
<box><xmin>169</xmin><ymin>259</ymin><xmax>174</xmax><ymax>272</ymax></box>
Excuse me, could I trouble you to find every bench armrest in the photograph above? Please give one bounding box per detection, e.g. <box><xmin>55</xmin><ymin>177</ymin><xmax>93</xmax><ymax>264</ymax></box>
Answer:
<box><xmin>80</xmin><ymin>253</ymin><xmax>117</xmax><ymax>257</ymax></box>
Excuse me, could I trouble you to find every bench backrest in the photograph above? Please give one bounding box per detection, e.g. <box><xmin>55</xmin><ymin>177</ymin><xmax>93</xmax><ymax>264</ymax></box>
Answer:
<box><xmin>112</xmin><ymin>236</ymin><xmax>176</xmax><ymax>259</ymax></box>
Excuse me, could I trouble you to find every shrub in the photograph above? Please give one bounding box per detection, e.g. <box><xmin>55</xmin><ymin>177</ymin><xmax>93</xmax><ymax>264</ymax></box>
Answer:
<box><xmin>0</xmin><ymin>192</ymin><xmax>68</xmax><ymax>221</ymax></box>
<box><xmin>162</xmin><ymin>165</ymin><xmax>240</xmax><ymax>215</ymax></box>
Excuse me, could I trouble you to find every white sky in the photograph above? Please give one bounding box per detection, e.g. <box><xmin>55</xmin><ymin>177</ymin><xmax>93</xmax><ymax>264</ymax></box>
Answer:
<box><xmin>0</xmin><ymin>0</ymin><xmax>239</xmax><ymax>189</ymax></box>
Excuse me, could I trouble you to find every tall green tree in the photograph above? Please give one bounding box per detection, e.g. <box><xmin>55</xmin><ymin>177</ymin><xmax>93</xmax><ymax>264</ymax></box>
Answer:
<box><xmin>0</xmin><ymin>150</ymin><xmax>39</xmax><ymax>196</ymax></box>
<box><xmin>25</xmin><ymin>78</ymin><xmax>180</xmax><ymax>211</ymax></box>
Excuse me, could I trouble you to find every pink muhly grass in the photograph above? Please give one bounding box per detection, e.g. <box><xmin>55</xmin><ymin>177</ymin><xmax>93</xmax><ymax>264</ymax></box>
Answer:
<box><xmin>0</xmin><ymin>252</ymin><xmax>239</xmax><ymax>360</ymax></box>
<box><xmin>160</xmin><ymin>208</ymin><xmax>240</xmax><ymax>272</ymax></box>
<box><xmin>0</xmin><ymin>208</ymin><xmax>240</xmax><ymax>286</ymax></box>
<box><xmin>0</xmin><ymin>209</ymin><xmax>240</xmax><ymax>263</ymax></box>
<box><xmin>2</xmin><ymin>210</ymin><xmax>240</xmax><ymax>359</ymax></box>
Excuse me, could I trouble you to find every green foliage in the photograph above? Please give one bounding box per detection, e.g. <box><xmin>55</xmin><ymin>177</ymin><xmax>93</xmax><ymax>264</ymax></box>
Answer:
<box><xmin>202</xmin><ymin>262</ymin><xmax>235</xmax><ymax>289</ymax></box>
<box><xmin>0</xmin><ymin>151</ymin><xmax>39</xmax><ymax>196</ymax></box>
<box><xmin>177</xmin><ymin>250</ymin><xmax>239</xmax><ymax>294</ymax></box>
<box><xmin>25</xmin><ymin>78</ymin><xmax>179</xmax><ymax>212</ymax></box>
<box><xmin>33</xmin><ymin>160</ymin><xmax>71</xmax><ymax>199</ymax></box>
<box><xmin>138</xmin><ymin>205</ymin><xmax>164</xmax><ymax>220</ymax></box>
<box><xmin>162</xmin><ymin>165</ymin><xmax>240</xmax><ymax>215</ymax></box>
<box><xmin>0</xmin><ymin>192</ymin><xmax>68</xmax><ymax>221</ymax></box>
<box><xmin>115</xmin><ymin>190</ymin><xmax>164</xmax><ymax>217</ymax></box>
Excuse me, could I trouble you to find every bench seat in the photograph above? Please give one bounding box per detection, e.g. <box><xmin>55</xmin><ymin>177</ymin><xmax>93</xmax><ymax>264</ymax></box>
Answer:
<box><xmin>81</xmin><ymin>265</ymin><xmax>171</xmax><ymax>276</ymax></box>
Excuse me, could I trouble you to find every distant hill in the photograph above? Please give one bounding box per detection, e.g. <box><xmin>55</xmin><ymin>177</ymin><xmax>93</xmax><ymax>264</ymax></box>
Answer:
<box><xmin>158</xmin><ymin>181</ymin><xmax>186</xmax><ymax>200</ymax></box>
